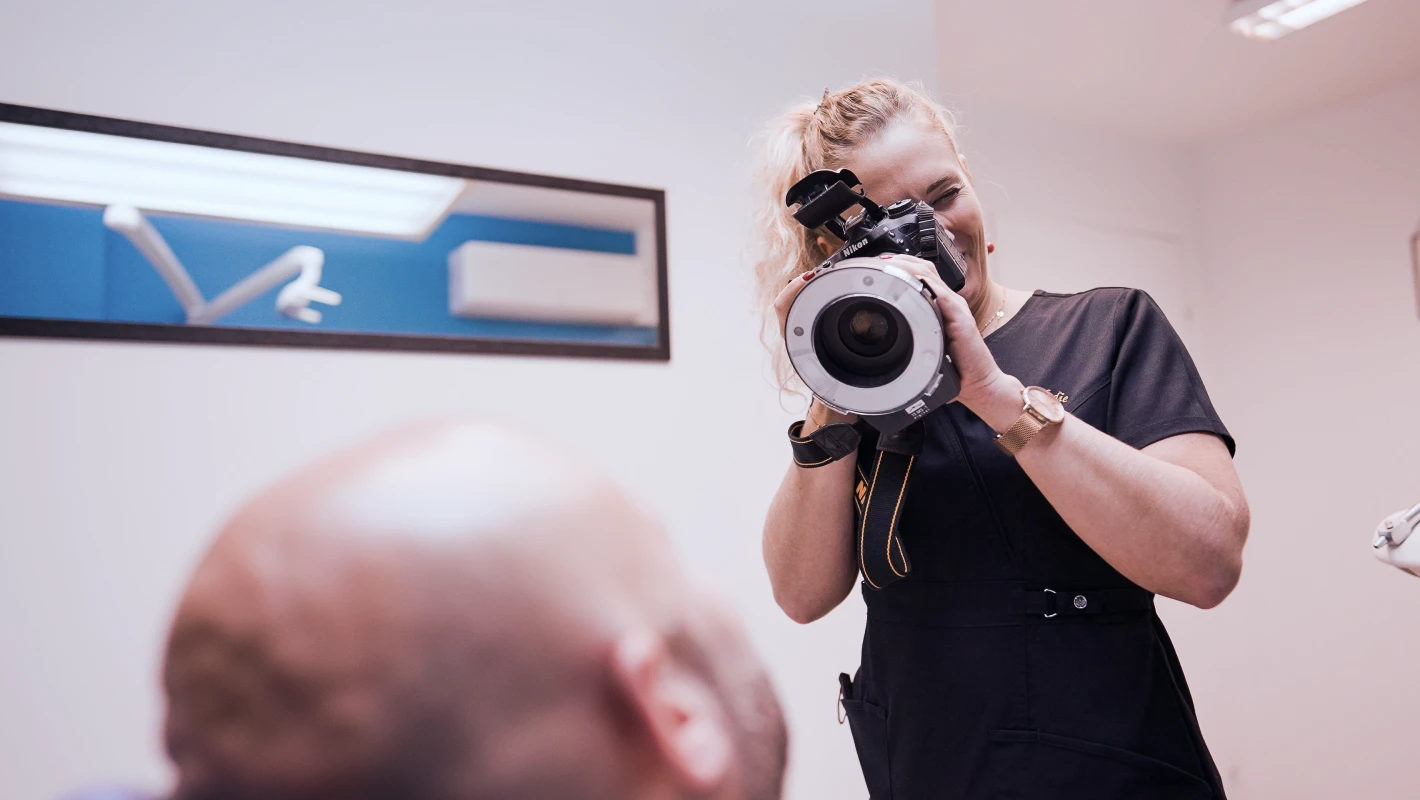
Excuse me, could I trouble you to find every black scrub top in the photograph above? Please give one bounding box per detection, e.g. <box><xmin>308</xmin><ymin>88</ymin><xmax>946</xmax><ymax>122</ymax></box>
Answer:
<box><xmin>840</xmin><ymin>288</ymin><xmax>1235</xmax><ymax>800</ymax></box>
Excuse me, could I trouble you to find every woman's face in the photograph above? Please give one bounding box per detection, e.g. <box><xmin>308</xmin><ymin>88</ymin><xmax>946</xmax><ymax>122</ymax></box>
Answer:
<box><xmin>839</xmin><ymin>113</ymin><xmax>989</xmax><ymax>305</ymax></box>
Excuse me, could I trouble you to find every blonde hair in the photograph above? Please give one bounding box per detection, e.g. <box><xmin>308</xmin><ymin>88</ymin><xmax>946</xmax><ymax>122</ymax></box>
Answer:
<box><xmin>749</xmin><ymin>78</ymin><xmax>968</xmax><ymax>396</ymax></box>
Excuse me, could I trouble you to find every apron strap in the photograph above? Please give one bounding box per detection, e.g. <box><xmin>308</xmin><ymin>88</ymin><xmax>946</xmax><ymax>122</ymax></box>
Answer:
<box><xmin>1023</xmin><ymin>587</ymin><xmax>1157</xmax><ymax>619</ymax></box>
<box><xmin>863</xmin><ymin>581</ymin><xmax>1156</xmax><ymax>627</ymax></box>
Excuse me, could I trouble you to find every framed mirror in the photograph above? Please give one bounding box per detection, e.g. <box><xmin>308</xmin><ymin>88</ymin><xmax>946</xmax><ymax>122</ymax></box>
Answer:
<box><xmin>0</xmin><ymin>103</ymin><xmax>670</xmax><ymax>360</ymax></box>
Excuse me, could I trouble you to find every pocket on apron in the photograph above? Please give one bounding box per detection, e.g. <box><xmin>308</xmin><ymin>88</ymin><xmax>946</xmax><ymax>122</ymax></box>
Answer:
<box><xmin>840</xmin><ymin>673</ymin><xmax>892</xmax><ymax>798</ymax></box>
<box><xmin>987</xmin><ymin>729</ymin><xmax>1215</xmax><ymax>800</ymax></box>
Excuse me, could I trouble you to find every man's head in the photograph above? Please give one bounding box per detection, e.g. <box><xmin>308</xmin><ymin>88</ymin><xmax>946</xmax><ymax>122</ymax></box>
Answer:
<box><xmin>161</xmin><ymin>420</ymin><xmax>786</xmax><ymax>800</ymax></box>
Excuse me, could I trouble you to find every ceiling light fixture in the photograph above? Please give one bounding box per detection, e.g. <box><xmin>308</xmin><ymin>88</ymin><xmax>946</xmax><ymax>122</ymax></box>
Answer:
<box><xmin>0</xmin><ymin>121</ymin><xmax>467</xmax><ymax>238</ymax></box>
<box><xmin>1226</xmin><ymin>0</ymin><xmax>1373</xmax><ymax>40</ymax></box>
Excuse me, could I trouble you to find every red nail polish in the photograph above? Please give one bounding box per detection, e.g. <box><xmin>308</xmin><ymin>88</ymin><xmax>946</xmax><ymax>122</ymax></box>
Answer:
<box><xmin>801</xmin><ymin>272</ymin><xmax>814</xmax><ymax>281</ymax></box>
<box><xmin>879</xmin><ymin>253</ymin><xmax>892</xmax><ymax>259</ymax></box>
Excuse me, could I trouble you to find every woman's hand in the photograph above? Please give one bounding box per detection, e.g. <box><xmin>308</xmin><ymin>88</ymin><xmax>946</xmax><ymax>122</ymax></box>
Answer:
<box><xmin>771</xmin><ymin>270</ymin><xmax>815</xmax><ymax>337</ymax></box>
<box><xmin>772</xmin><ymin>269</ymin><xmax>858</xmax><ymax>430</ymax></box>
<box><xmin>872</xmin><ymin>253</ymin><xmax>1009</xmax><ymax>411</ymax></box>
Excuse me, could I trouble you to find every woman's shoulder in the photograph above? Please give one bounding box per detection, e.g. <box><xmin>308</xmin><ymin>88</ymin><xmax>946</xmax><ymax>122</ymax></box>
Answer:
<box><xmin>1029</xmin><ymin>286</ymin><xmax>1153</xmax><ymax>309</ymax></box>
<box><xmin>1023</xmin><ymin>286</ymin><xmax>1162</xmax><ymax>333</ymax></box>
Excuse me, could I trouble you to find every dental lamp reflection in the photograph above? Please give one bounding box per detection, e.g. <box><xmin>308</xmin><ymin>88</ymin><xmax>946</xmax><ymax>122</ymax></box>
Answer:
<box><xmin>1372</xmin><ymin>500</ymin><xmax>1420</xmax><ymax>578</ymax></box>
<box><xmin>103</xmin><ymin>205</ymin><xmax>341</xmax><ymax>326</ymax></box>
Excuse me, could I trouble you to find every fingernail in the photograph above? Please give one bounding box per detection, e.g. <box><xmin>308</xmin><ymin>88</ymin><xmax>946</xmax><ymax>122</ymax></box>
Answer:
<box><xmin>879</xmin><ymin>254</ymin><xmax>892</xmax><ymax>259</ymax></box>
<box><xmin>801</xmin><ymin>272</ymin><xmax>814</xmax><ymax>281</ymax></box>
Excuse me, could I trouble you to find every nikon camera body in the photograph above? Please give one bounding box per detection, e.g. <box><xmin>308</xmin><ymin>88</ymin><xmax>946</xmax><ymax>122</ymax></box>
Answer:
<box><xmin>783</xmin><ymin>168</ymin><xmax>969</xmax><ymax>435</ymax></box>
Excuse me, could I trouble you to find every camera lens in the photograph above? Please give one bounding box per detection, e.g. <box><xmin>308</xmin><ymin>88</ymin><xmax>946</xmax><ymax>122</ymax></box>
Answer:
<box><xmin>814</xmin><ymin>296</ymin><xmax>914</xmax><ymax>388</ymax></box>
<box><xmin>847</xmin><ymin>308</ymin><xmax>891</xmax><ymax>350</ymax></box>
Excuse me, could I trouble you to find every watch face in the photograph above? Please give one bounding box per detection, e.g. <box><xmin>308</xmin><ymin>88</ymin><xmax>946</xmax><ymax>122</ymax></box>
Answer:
<box><xmin>1024</xmin><ymin>386</ymin><xmax>1066</xmax><ymax>423</ymax></box>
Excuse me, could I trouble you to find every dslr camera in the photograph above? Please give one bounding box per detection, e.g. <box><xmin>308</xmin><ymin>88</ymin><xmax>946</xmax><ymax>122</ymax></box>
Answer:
<box><xmin>784</xmin><ymin>168</ymin><xmax>969</xmax><ymax>434</ymax></box>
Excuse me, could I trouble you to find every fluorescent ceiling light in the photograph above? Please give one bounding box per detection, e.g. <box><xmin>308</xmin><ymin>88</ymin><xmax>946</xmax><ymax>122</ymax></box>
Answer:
<box><xmin>1227</xmin><ymin>0</ymin><xmax>1373</xmax><ymax>40</ymax></box>
<box><xmin>0</xmin><ymin>121</ymin><xmax>467</xmax><ymax>238</ymax></box>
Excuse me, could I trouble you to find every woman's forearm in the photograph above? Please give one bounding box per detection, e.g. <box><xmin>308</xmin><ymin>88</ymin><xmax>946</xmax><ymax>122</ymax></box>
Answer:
<box><xmin>969</xmin><ymin>374</ymin><xmax>1249</xmax><ymax>608</ymax></box>
<box><xmin>762</xmin><ymin>409</ymin><xmax>862</xmax><ymax>623</ymax></box>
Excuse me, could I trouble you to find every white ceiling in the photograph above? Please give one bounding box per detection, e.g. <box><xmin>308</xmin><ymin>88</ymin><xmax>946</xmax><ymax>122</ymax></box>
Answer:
<box><xmin>934</xmin><ymin>0</ymin><xmax>1420</xmax><ymax>143</ymax></box>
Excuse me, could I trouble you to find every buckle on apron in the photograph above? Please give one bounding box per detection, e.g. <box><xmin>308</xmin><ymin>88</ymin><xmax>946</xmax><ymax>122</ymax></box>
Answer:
<box><xmin>837</xmin><ymin>672</ymin><xmax>852</xmax><ymax>724</ymax></box>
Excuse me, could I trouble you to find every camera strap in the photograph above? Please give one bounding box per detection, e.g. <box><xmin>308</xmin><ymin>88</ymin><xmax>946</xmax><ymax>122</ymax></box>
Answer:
<box><xmin>788</xmin><ymin>420</ymin><xmax>862</xmax><ymax>467</ymax></box>
<box><xmin>853</xmin><ymin>421</ymin><xmax>925</xmax><ymax>590</ymax></box>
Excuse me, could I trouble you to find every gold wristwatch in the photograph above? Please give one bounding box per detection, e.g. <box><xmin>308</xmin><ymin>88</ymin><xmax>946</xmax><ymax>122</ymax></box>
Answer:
<box><xmin>995</xmin><ymin>386</ymin><xmax>1066</xmax><ymax>456</ymax></box>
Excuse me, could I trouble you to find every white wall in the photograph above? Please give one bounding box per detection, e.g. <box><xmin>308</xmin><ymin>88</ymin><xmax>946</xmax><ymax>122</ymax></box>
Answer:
<box><xmin>948</xmin><ymin>100</ymin><xmax>1211</xmax><ymax>350</ymax></box>
<box><xmin>1187</xmin><ymin>76</ymin><xmax>1420</xmax><ymax>799</ymax></box>
<box><xmin>0</xmin><ymin>2</ymin><xmax>941</xmax><ymax>798</ymax></box>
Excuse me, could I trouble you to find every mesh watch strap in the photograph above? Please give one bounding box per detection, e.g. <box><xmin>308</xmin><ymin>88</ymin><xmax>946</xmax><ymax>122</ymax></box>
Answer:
<box><xmin>995</xmin><ymin>409</ymin><xmax>1048</xmax><ymax>456</ymax></box>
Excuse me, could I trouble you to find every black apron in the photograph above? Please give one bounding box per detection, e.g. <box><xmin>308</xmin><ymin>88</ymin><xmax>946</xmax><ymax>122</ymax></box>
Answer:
<box><xmin>839</xmin><ymin>288</ymin><xmax>1235</xmax><ymax>799</ymax></box>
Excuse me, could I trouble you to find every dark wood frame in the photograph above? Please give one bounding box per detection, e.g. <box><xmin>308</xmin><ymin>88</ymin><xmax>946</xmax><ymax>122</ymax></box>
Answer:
<box><xmin>0</xmin><ymin>103</ymin><xmax>671</xmax><ymax>361</ymax></box>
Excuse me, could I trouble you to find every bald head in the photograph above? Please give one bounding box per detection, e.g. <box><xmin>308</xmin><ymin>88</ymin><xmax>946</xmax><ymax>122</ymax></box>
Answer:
<box><xmin>162</xmin><ymin>421</ymin><xmax>786</xmax><ymax>800</ymax></box>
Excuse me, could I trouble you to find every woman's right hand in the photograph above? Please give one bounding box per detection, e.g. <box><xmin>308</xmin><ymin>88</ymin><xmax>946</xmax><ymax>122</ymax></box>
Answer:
<box><xmin>772</xmin><ymin>270</ymin><xmax>816</xmax><ymax>337</ymax></box>
<box><xmin>771</xmin><ymin>270</ymin><xmax>859</xmax><ymax>430</ymax></box>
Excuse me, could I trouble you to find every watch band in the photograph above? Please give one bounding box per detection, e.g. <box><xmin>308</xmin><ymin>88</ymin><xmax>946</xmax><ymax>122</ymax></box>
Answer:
<box><xmin>995</xmin><ymin>408</ymin><xmax>1049</xmax><ymax>456</ymax></box>
<box><xmin>995</xmin><ymin>386</ymin><xmax>1064</xmax><ymax>457</ymax></box>
<box><xmin>789</xmin><ymin>420</ymin><xmax>861</xmax><ymax>467</ymax></box>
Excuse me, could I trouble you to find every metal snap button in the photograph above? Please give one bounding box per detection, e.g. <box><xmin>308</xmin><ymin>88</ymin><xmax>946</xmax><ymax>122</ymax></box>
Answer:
<box><xmin>1073</xmin><ymin>594</ymin><xmax>1088</xmax><ymax>610</ymax></box>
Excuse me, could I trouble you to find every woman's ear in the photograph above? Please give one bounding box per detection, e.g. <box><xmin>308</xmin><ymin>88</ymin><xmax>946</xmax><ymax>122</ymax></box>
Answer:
<box><xmin>609</xmin><ymin>630</ymin><xmax>733</xmax><ymax>793</ymax></box>
<box><xmin>815</xmin><ymin>235</ymin><xmax>837</xmax><ymax>258</ymax></box>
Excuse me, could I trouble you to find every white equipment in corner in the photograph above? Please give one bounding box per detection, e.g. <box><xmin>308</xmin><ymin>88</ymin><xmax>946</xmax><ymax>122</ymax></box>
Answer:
<box><xmin>448</xmin><ymin>239</ymin><xmax>656</xmax><ymax>326</ymax></box>
<box><xmin>103</xmin><ymin>205</ymin><xmax>341</xmax><ymax>325</ymax></box>
<box><xmin>1373</xmin><ymin>500</ymin><xmax>1420</xmax><ymax>578</ymax></box>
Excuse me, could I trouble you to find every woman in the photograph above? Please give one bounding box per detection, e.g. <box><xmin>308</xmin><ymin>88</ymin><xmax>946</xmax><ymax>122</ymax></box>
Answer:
<box><xmin>756</xmin><ymin>79</ymin><xmax>1249</xmax><ymax>799</ymax></box>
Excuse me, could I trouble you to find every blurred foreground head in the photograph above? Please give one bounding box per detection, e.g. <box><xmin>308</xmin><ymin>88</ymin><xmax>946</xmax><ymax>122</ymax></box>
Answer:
<box><xmin>162</xmin><ymin>420</ymin><xmax>786</xmax><ymax>800</ymax></box>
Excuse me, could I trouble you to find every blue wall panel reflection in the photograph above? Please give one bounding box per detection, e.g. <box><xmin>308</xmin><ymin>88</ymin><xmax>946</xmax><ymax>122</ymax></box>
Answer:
<box><xmin>0</xmin><ymin>200</ymin><xmax>108</xmax><ymax>320</ymax></box>
<box><xmin>0</xmin><ymin>198</ymin><xmax>655</xmax><ymax>346</ymax></box>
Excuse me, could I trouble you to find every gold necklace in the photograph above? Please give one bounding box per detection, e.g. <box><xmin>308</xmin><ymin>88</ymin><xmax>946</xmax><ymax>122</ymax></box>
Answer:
<box><xmin>980</xmin><ymin>289</ymin><xmax>1007</xmax><ymax>336</ymax></box>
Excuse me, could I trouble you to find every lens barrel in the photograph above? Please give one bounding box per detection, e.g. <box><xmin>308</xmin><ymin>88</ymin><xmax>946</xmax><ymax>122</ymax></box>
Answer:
<box><xmin>813</xmin><ymin>296</ymin><xmax>914</xmax><ymax>388</ymax></box>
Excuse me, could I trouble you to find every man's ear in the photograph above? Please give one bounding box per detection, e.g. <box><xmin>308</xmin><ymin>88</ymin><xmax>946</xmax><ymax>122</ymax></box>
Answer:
<box><xmin>610</xmin><ymin>631</ymin><xmax>733</xmax><ymax>793</ymax></box>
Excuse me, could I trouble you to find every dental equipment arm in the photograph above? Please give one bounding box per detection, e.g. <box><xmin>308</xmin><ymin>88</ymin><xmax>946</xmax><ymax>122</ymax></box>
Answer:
<box><xmin>102</xmin><ymin>205</ymin><xmax>340</xmax><ymax>325</ymax></box>
<box><xmin>1373</xmin><ymin>500</ymin><xmax>1420</xmax><ymax>578</ymax></box>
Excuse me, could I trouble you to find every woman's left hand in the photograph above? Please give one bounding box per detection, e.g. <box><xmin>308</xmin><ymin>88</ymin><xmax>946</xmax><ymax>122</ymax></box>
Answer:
<box><xmin>872</xmin><ymin>253</ymin><xmax>1009</xmax><ymax>411</ymax></box>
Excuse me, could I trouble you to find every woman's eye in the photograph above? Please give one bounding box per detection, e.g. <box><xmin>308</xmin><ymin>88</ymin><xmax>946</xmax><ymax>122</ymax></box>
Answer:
<box><xmin>931</xmin><ymin>188</ymin><xmax>961</xmax><ymax>207</ymax></box>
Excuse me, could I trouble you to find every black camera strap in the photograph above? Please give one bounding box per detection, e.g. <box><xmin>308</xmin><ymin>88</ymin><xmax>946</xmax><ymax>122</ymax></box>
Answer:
<box><xmin>788</xmin><ymin>420</ymin><xmax>861</xmax><ymax>467</ymax></box>
<box><xmin>853</xmin><ymin>421</ymin><xmax>924</xmax><ymax>590</ymax></box>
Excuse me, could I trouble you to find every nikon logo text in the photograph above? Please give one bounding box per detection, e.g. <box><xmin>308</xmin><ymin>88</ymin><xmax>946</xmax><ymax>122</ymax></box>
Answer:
<box><xmin>842</xmin><ymin>238</ymin><xmax>870</xmax><ymax>257</ymax></box>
